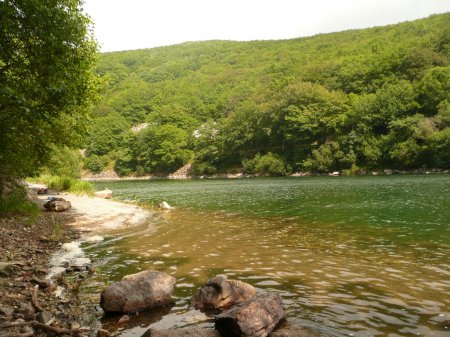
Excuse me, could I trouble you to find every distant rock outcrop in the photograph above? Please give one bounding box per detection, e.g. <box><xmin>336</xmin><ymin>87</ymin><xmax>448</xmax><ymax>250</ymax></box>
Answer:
<box><xmin>100</xmin><ymin>270</ymin><xmax>176</xmax><ymax>313</ymax></box>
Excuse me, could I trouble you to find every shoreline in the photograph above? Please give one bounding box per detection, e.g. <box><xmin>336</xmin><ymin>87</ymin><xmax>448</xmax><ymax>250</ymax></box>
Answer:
<box><xmin>46</xmin><ymin>193</ymin><xmax>151</xmax><ymax>233</ymax></box>
<box><xmin>0</xmin><ymin>193</ymin><xmax>152</xmax><ymax>337</ymax></box>
<box><xmin>82</xmin><ymin>168</ymin><xmax>450</xmax><ymax>182</ymax></box>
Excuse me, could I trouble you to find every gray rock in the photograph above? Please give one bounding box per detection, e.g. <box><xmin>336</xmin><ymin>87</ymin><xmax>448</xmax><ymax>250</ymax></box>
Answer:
<box><xmin>190</xmin><ymin>275</ymin><xmax>256</xmax><ymax>311</ymax></box>
<box><xmin>100</xmin><ymin>270</ymin><xmax>176</xmax><ymax>313</ymax></box>
<box><xmin>215</xmin><ymin>293</ymin><xmax>285</xmax><ymax>337</ymax></box>
<box><xmin>31</xmin><ymin>277</ymin><xmax>51</xmax><ymax>288</ymax></box>
<box><xmin>37</xmin><ymin>310</ymin><xmax>53</xmax><ymax>324</ymax></box>
<box><xmin>142</xmin><ymin>328</ymin><xmax>220</xmax><ymax>337</ymax></box>
<box><xmin>44</xmin><ymin>198</ymin><xmax>71</xmax><ymax>212</ymax></box>
<box><xmin>0</xmin><ymin>305</ymin><xmax>14</xmax><ymax>317</ymax></box>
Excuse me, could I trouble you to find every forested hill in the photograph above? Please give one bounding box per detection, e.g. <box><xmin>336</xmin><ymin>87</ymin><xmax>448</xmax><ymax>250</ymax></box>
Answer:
<box><xmin>85</xmin><ymin>13</ymin><xmax>450</xmax><ymax>176</ymax></box>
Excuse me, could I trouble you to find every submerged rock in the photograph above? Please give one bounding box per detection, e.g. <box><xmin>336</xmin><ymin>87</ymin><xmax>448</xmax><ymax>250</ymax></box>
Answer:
<box><xmin>100</xmin><ymin>270</ymin><xmax>176</xmax><ymax>313</ymax></box>
<box><xmin>190</xmin><ymin>275</ymin><xmax>256</xmax><ymax>311</ymax></box>
<box><xmin>215</xmin><ymin>293</ymin><xmax>285</xmax><ymax>337</ymax></box>
<box><xmin>142</xmin><ymin>328</ymin><xmax>220</xmax><ymax>337</ymax></box>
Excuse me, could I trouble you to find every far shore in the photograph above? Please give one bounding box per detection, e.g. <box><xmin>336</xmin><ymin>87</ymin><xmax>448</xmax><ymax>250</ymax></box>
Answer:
<box><xmin>82</xmin><ymin>168</ymin><xmax>449</xmax><ymax>182</ymax></box>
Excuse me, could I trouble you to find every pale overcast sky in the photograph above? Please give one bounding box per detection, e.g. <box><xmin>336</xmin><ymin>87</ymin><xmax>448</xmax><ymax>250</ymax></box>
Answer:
<box><xmin>83</xmin><ymin>0</ymin><xmax>450</xmax><ymax>52</ymax></box>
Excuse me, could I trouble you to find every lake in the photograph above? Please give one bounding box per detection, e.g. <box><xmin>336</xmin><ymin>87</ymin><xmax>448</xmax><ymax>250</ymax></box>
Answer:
<box><xmin>79</xmin><ymin>175</ymin><xmax>450</xmax><ymax>336</ymax></box>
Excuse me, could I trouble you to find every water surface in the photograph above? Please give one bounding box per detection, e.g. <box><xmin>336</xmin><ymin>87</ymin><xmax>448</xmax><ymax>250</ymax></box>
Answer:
<box><xmin>80</xmin><ymin>176</ymin><xmax>450</xmax><ymax>336</ymax></box>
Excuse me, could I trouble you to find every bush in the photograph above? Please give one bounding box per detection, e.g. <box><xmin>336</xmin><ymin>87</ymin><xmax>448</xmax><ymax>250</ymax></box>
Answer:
<box><xmin>243</xmin><ymin>153</ymin><xmax>290</xmax><ymax>176</ymax></box>
<box><xmin>192</xmin><ymin>161</ymin><xmax>217</xmax><ymax>176</ymax></box>
<box><xmin>84</xmin><ymin>154</ymin><xmax>110</xmax><ymax>174</ymax></box>
<box><xmin>0</xmin><ymin>177</ymin><xmax>39</xmax><ymax>216</ymax></box>
<box><xmin>28</xmin><ymin>175</ymin><xmax>94</xmax><ymax>196</ymax></box>
<box><xmin>45</xmin><ymin>146</ymin><xmax>83</xmax><ymax>179</ymax></box>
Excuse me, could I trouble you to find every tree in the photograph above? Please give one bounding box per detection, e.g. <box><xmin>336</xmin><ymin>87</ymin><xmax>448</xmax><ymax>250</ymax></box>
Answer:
<box><xmin>137</xmin><ymin>124</ymin><xmax>193</xmax><ymax>173</ymax></box>
<box><xmin>0</xmin><ymin>0</ymin><xmax>99</xmax><ymax>177</ymax></box>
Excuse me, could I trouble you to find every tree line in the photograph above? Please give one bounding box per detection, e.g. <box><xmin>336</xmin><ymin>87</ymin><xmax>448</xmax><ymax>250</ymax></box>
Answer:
<box><xmin>84</xmin><ymin>13</ymin><xmax>449</xmax><ymax>176</ymax></box>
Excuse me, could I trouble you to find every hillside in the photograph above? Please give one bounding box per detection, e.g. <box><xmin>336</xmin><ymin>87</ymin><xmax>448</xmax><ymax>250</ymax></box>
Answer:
<box><xmin>84</xmin><ymin>13</ymin><xmax>450</xmax><ymax>176</ymax></box>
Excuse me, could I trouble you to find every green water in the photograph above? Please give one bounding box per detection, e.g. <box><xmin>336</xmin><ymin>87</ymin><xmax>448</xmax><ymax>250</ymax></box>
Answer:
<box><xmin>80</xmin><ymin>175</ymin><xmax>450</xmax><ymax>336</ymax></box>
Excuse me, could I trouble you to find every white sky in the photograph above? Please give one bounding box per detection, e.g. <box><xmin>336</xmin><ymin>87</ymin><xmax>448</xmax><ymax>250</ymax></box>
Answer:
<box><xmin>83</xmin><ymin>0</ymin><xmax>450</xmax><ymax>52</ymax></box>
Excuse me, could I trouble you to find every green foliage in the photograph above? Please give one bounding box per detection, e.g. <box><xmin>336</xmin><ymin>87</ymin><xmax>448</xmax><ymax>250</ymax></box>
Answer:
<box><xmin>303</xmin><ymin>142</ymin><xmax>345</xmax><ymax>173</ymax></box>
<box><xmin>29</xmin><ymin>175</ymin><xmax>94</xmax><ymax>196</ymax></box>
<box><xmin>427</xmin><ymin>128</ymin><xmax>450</xmax><ymax>168</ymax></box>
<box><xmin>84</xmin><ymin>154</ymin><xmax>110</xmax><ymax>174</ymax></box>
<box><xmin>87</xmin><ymin>14</ymin><xmax>450</xmax><ymax>175</ymax></box>
<box><xmin>0</xmin><ymin>183</ymin><xmax>39</xmax><ymax>216</ymax></box>
<box><xmin>243</xmin><ymin>153</ymin><xmax>290</xmax><ymax>176</ymax></box>
<box><xmin>44</xmin><ymin>146</ymin><xmax>83</xmax><ymax>179</ymax></box>
<box><xmin>137</xmin><ymin>124</ymin><xmax>193</xmax><ymax>173</ymax></box>
<box><xmin>0</xmin><ymin>0</ymin><xmax>100</xmax><ymax>177</ymax></box>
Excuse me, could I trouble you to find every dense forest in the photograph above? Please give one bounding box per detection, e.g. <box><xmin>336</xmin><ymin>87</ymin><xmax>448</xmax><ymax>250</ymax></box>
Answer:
<box><xmin>84</xmin><ymin>13</ymin><xmax>450</xmax><ymax>176</ymax></box>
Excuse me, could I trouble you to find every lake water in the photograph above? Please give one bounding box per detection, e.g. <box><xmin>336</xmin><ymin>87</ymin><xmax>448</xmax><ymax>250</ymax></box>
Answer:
<box><xmin>79</xmin><ymin>176</ymin><xmax>450</xmax><ymax>337</ymax></box>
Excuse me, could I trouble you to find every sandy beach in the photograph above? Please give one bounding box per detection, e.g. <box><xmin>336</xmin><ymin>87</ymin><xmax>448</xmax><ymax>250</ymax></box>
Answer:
<box><xmin>41</xmin><ymin>194</ymin><xmax>151</xmax><ymax>232</ymax></box>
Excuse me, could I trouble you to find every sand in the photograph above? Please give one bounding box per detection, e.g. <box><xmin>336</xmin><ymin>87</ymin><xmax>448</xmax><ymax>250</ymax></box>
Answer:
<box><xmin>40</xmin><ymin>194</ymin><xmax>151</xmax><ymax>232</ymax></box>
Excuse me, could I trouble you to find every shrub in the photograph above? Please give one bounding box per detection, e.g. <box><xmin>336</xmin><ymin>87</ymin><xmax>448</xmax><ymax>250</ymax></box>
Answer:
<box><xmin>243</xmin><ymin>153</ymin><xmax>290</xmax><ymax>176</ymax></box>
<box><xmin>84</xmin><ymin>154</ymin><xmax>110</xmax><ymax>174</ymax></box>
<box><xmin>0</xmin><ymin>177</ymin><xmax>39</xmax><ymax>216</ymax></box>
<box><xmin>28</xmin><ymin>175</ymin><xmax>94</xmax><ymax>196</ymax></box>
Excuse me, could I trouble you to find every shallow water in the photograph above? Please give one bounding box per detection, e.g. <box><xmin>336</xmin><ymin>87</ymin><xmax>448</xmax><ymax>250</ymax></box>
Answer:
<box><xmin>79</xmin><ymin>176</ymin><xmax>450</xmax><ymax>336</ymax></box>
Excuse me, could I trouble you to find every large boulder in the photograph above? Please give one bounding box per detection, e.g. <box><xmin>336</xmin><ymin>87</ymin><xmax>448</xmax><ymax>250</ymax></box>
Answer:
<box><xmin>215</xmin><ymin>293</ymin><xmax>285</xmax><ymax>337</ymax></box>
<box><xmin>190</xmin><ymin>275</ymin><xmax>256</xmax><ymax>311</ymax></box>
<box><xmin>44</xmin><ymin>197</ymin><xmax>71</xmax><ymax>212</ymax></box>
<box><xmin>100</xmin><ymin>270</ymin><xmax>176</xmax><ymax>313</ymax></box>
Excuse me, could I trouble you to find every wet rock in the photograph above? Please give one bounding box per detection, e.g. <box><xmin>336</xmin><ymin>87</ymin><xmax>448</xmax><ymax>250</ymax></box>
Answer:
<box><xmin>190</xmin><ymin>275</ymin><xmax>256</xmax><ymax>311</ymax></box>
<box><xmin>100</xmin><ymin>270</ymin><xmax>176</xmax><ymax>313</ymax></box>
<box><xmin>215</xmin><ymin>293</ymin><xmax>285</xmax><ymax>337</ymax></box>
<box><xmin>142</xmin><ymin>328</ymin><xmax>220</xmax><ymax>337</ymax></box>
<box><xmin>44</xmin><ymin>198</ymin><xmax>71</xmax><ymax>212</ymax></box>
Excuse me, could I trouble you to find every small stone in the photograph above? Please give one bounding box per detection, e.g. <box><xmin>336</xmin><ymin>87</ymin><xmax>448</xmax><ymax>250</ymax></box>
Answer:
<box><xmin>0</xmin><ymin>305</ymin><xmax>14</xmax><ymax>317</ymax></box>
<box><xmin>117</xmin><ymin>315</ymin><xmax>130</xmax><ymax>324</ymax></box>
<box><xmin>71</xmin><ymin>321</ymin><xmax>81</xmax><ymax>330</ymax></box>
<box><xmin>31</xmin><ymin>277</ymin><xmax>51</xmax><ymax>288</ymax></box>
<box><xmin>97</xmin><ymin>328</ymin><xmax>111</xmax><ymax>337</ymax></box>
<box><xmin>37</xmin><ymin>310</ymin><xmax>53</xmax><ymax>324</ymax></box>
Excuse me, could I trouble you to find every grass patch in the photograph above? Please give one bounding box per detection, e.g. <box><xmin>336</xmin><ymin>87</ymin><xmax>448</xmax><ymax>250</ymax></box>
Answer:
<box><xmin>29</xmin><ymin>174</ymin><xmax>95</xmax><ymax>196</ymax></box>
<box><xmin>0</xmin><ymin>187</ymin><xmax>40</xmax><ymax>219</ymax></box>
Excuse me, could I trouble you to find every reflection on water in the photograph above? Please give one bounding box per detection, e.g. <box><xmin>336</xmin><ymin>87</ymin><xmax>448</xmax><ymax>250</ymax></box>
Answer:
<box><xmin>80</xmin><ymin>176</ymin><xmax>450</xmax><ymax>336</ymax></box>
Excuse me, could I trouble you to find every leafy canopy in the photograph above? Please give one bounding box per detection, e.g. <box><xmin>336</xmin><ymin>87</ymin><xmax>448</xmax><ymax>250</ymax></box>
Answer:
<box><xmin>0</xmin><ymin>0</ymin><xmax>99</xmax><ymax>177</ymax></box>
